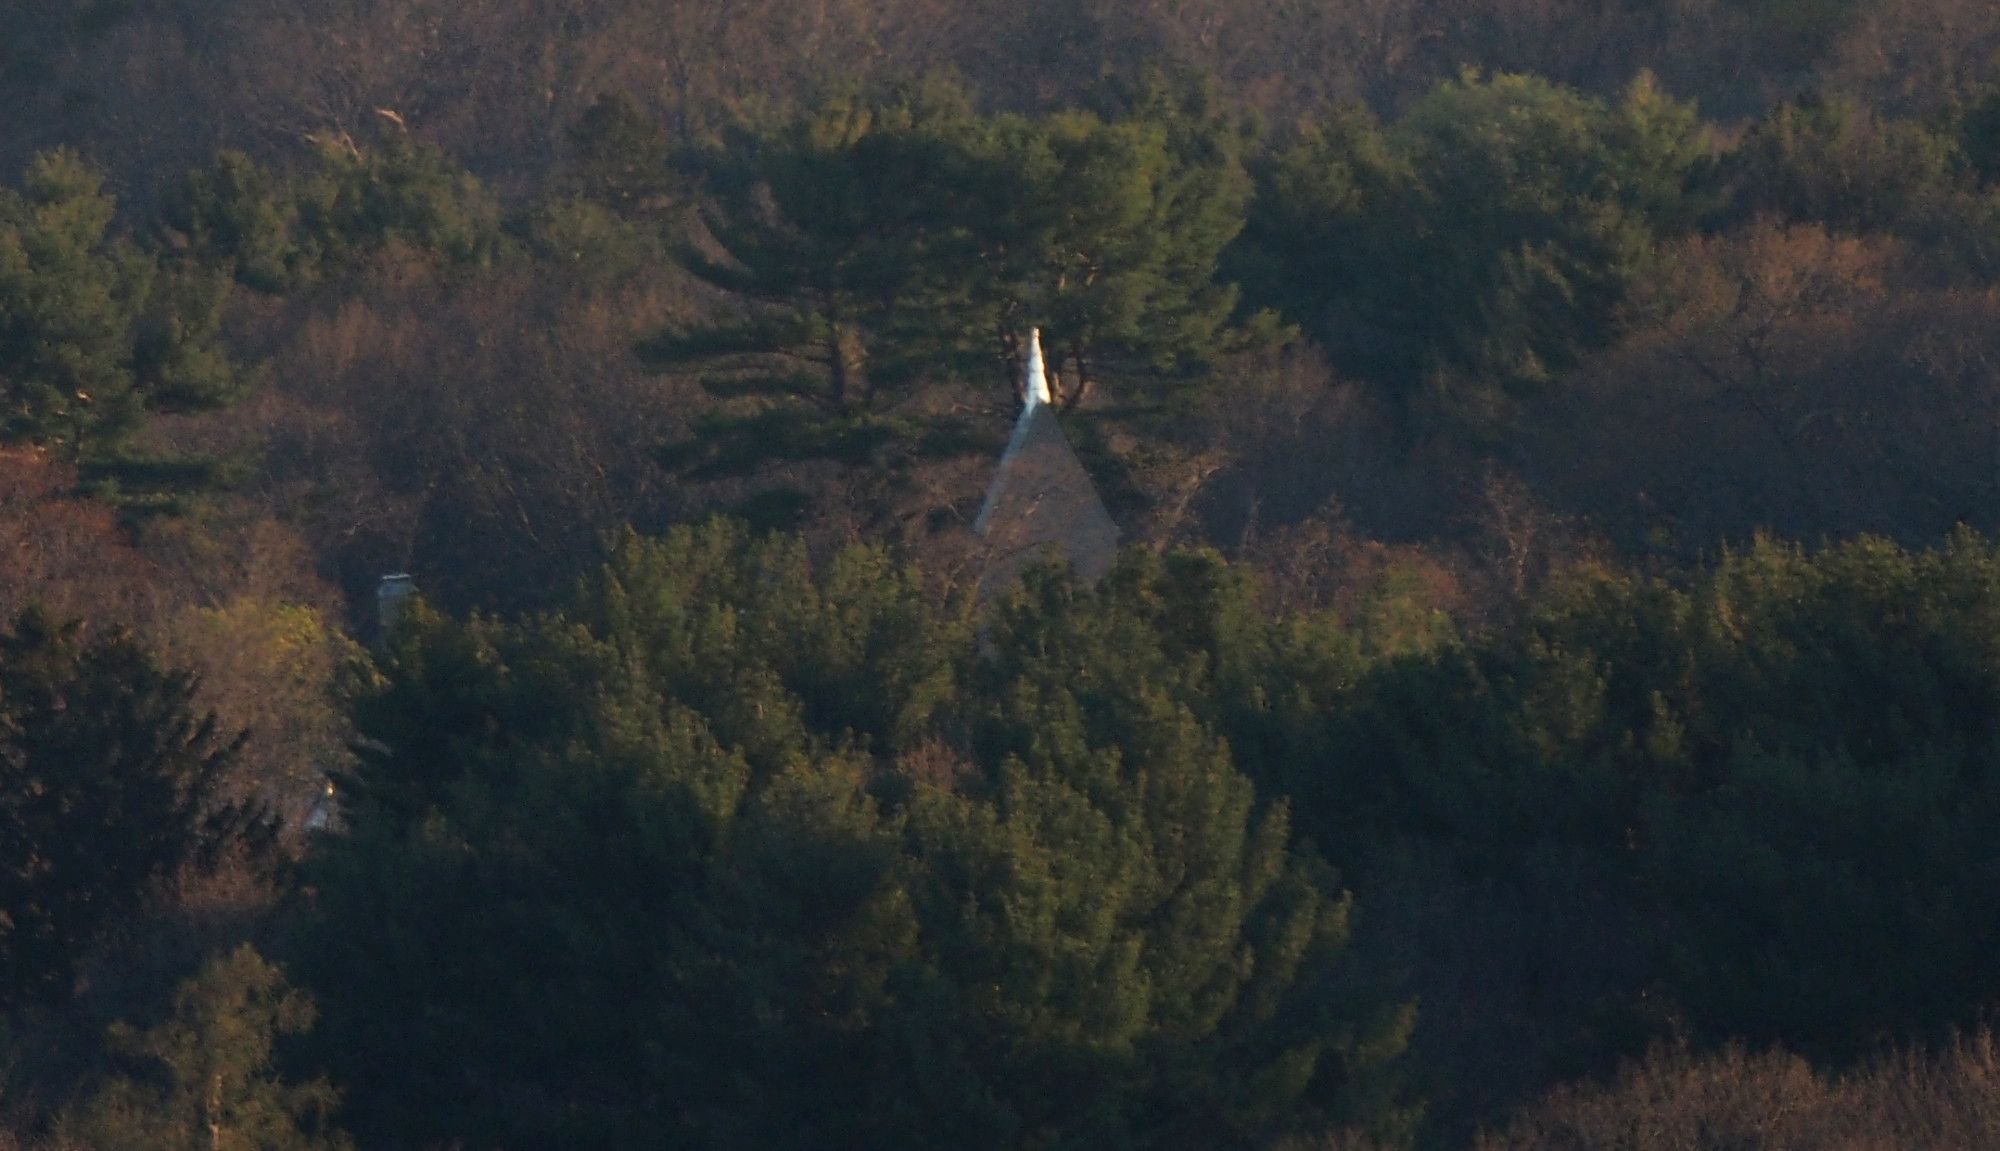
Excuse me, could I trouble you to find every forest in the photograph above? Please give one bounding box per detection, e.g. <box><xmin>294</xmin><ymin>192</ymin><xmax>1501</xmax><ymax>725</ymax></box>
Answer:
<box><xmin>6</xmin><ymin>0</ymin><xmax>2000</xmax><ymax>1147</ymax></box>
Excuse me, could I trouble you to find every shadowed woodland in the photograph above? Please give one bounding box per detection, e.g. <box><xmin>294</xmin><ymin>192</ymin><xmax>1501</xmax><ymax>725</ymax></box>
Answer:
<box><xmin>7</xmin><ymin>0</ymin><xmax>2000</xmax><ymax>1147</ymax></box>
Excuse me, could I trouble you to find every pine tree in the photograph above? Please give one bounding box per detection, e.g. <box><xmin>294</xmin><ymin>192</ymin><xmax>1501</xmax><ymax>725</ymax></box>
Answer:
<box><xmin>74</xmin><ymin>945</ymin><xmax>351</xmax><ymax>1151</ymax></box>
<box><xmin>649</xmin><ymin>79</ymin><xmax>1280</xmax><ymax>433</ymax></box>
<box><xmin>977</xmin><ymin>75</ymin><xmax>1285</xmax><ymax>409</ymax></box>
<box><xmin>0</xmin><ymin>609</ymin><xmax>268</xmax><ymax>1004</ymax></box>
<box><xmin>0</xmin><ymin>150</ymin><xmax>242</xmax><ymax>458</ymax></box>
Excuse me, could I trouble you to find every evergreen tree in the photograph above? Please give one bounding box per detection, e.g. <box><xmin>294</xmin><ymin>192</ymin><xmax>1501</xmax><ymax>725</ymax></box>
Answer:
<box><xmin>75</xmin><ymin>945</ymin><xmax>351</xmax><ymax>1151</ymax></box>
<box><xmin>291</xmin><ymin>135</ymin><xmax>503</xmax><ymax>273</ymax></box>
<box><xmin>642</xmin><ymin>87</ymin><xmax>980</xmax><ymax>488</ymax></box>
<box><xmin>159</xmin><ymin>150</ymin><xmax>307</xmax><ymax>293</ymax></box>
<box><xmin>0</xmin><ymin>150</ymin><xmax>242</xmax><ymax>464</ymax></box>
<box><xmin>0</xmin><ymin>609</ymin><xmax>268</xmax><ymax>1004</ymax></box>
<box><xmin>647</xmin><ymin>90</ymin><xmax>960</xmax><ymax>416</ymax></box>
<box><xmin>1004</xmin><ymin>75</ymin><xmax>1285</xmax><ymax>409</ymax></box>
<box><xmin>161</xmin><ymin>138</ymin><xmax>504</xmax><ymax>296</ymax></box>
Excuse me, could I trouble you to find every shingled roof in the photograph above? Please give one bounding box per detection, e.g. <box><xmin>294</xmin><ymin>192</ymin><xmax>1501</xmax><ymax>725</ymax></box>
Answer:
<box><xmin>973</xmin><ymin>330</ymin><xmax>1120</xmax><ymax>596</ymax></box>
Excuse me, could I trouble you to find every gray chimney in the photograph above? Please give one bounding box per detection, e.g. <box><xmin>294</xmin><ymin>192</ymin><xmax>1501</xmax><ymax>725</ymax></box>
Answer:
<box><xmin>376</xmin><ymin>573</ymin><xmax>415</xmax><ymax>642</ymax></box>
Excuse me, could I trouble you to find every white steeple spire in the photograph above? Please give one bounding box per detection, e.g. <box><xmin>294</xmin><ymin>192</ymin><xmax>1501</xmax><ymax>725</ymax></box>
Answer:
<box><xmin>1024</xmin><ymin>327</ymin><xmax>1052</xmax><ymax>410</ymax></box>
<box><xmin>971</xmin><ymin>323</ymin><xmax>1121</xmax><ymax>585</ymax></box>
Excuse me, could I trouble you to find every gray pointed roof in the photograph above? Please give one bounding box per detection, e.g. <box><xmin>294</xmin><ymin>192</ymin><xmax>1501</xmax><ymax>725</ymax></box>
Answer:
<box><xmin>974</xmin><ymin>330</ymin><xmax>1120</xmax><ymax>595</ymax></box>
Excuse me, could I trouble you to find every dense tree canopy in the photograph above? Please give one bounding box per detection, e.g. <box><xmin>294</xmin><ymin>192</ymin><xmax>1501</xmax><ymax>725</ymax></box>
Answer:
<box><xmin>1291</xmin><ymin>534</ymin><xmax>2000</xmax><ymax>1064</ymax></box>
<box><xmin>1242</xmin><ymin>73</ymin><xmax>1705</xmax><ymax>421</ymax></box>
<box><xmin>8</xmin><ymin>5</ymin><xmax>2000</xmax><ymax>1150</ymax></box>
<box><xmin>306</xmin><ymin>525</ymin><xmax>1410</xmax><ymax>1151</ymax></box>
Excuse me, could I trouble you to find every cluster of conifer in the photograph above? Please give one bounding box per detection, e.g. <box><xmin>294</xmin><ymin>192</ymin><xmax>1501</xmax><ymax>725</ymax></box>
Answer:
<box><xmin>7</xmin><ymin>525</ymin><xmax>2000</xmax><ymax>1148</ymax></box>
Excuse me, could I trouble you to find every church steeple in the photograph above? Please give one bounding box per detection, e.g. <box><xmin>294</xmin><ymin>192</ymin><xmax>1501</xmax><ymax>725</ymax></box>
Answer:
<box><xmin>972</xmin><ymin>326</ymin><xmax>1119</xmax><ymax>596</ymax></box>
